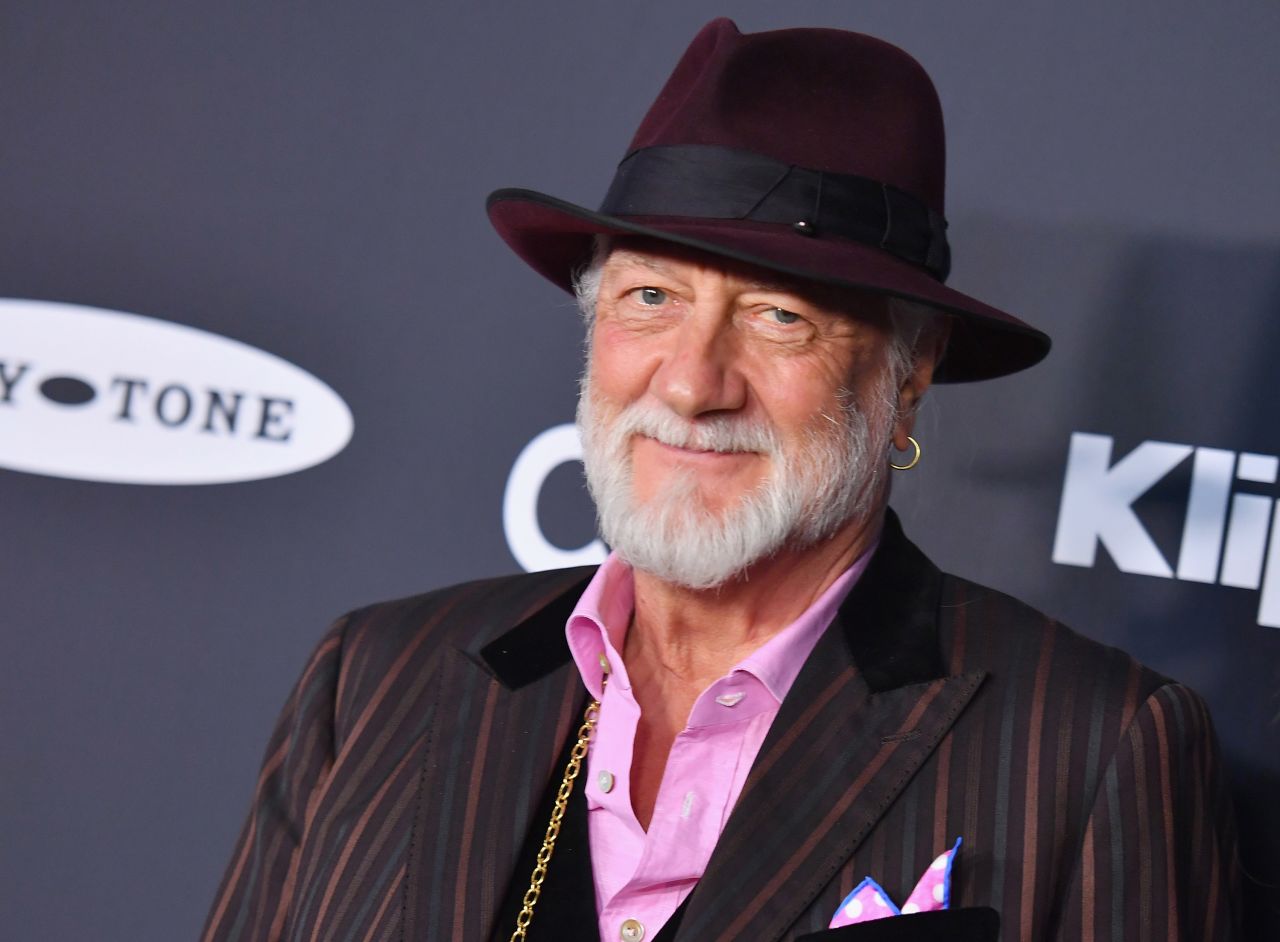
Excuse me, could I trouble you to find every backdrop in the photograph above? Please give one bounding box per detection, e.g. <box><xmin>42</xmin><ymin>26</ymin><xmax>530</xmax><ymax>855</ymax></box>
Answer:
<box><xmin>2</xmin><ymin>2</ymin><xmax>1277</xmax><ymax>938</ymax></box>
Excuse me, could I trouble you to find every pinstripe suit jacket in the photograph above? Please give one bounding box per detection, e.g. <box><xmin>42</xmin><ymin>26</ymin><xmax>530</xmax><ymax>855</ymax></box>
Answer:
<box><xmin>202</xmin><ymin>513</ymin><xmax>1239</xmax><ymax>942</ymax></box>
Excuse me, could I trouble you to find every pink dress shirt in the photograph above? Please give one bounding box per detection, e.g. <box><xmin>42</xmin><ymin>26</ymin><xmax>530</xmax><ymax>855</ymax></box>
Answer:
<box><xmin>565</xmin><ymin>547</ymin><xmax>875</xmax><ymax>942</ymax></box>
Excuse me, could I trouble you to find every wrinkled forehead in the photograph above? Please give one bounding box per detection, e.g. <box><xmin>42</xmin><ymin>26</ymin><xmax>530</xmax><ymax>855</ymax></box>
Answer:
<box><xmin>600</xmin><ymin>235</ymin><xmax>893</xmax><ymax>324</ymax></box>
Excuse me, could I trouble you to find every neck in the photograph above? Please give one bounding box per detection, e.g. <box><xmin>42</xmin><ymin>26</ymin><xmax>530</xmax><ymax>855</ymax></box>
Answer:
<box><xmin>624</xmin><ymin>507</ymin><xmax>883</xmax><ymax>687</ymax></box>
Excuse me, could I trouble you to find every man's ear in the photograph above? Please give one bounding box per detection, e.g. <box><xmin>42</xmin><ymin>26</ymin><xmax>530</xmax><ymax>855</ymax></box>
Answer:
<box><xmin>892</xmin><ymin>317</ymin><xmax>951</xmax><ymax>450</ymax></box>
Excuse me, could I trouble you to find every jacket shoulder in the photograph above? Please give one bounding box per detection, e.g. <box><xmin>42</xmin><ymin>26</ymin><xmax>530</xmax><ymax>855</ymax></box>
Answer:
<box><xmin>937</xmin><ymin>571</ymin><xmax>1174</xmax><ymax>711</ymax></box>
<box><xmin>347</xmin><ymin>566</ymin><xmax>595</xmax><ymax>649</ymax></box>
<box><xmin>324</xmin><ymin>567</ymin><xmax>594</xmax><ymax>732</ymax></box>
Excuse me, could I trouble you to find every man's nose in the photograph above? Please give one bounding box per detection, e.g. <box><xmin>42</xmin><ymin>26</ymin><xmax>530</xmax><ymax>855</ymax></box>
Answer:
<box><xmin>649</xmin><ymin>310</ymin><xmax>747</xmax><ymax>418</ymax></box>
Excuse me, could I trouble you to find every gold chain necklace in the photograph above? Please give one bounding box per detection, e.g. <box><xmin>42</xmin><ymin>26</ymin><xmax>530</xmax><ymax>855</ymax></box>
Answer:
<box><xmin>508</xmin><ymin>695</ymin><xmax>602</xmax><ymax>941</ymax></box>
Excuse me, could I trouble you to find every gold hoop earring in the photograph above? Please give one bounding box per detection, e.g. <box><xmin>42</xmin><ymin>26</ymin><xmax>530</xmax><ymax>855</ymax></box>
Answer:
<box><xmin>890</xmin><ymin>436</ymin><xmax>921</xmax><ymax>471</ymax></box>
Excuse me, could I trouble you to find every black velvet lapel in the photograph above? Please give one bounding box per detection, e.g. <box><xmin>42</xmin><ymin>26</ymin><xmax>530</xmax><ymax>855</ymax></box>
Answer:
<box><xmin>480</xmin><ymin>570</ymin><xmax>594</xmax><ymax>688</ymax></box>
<box><xmin>839</xmin><ymin>509</ymin><xmax>946</xmax><ymax>692</ymax></box>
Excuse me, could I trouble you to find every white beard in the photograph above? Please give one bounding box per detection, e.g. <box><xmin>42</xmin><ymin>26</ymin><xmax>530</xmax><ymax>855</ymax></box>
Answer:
<box><xmin>576</xmin><ymin>366</ymin><xmax>897</xmax><ymax>590</ymax></box>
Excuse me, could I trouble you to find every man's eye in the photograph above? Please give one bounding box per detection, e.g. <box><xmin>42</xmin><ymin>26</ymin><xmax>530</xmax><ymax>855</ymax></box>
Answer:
<box><xmin>633</xmin><ymin>287</ymin><xmax>668</xmax><ymax>306</ymax></box>
<box><xmin>767</xmin><ymin>307</ymin><xmax>801</xmax><ymax>325</ymax></box>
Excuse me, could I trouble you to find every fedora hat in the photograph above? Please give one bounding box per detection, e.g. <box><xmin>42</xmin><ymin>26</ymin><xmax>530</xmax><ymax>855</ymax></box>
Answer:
<box><xmin>487</xmin><ymin>18</ymin><xmax>1050</xmax><ymax>382</ymax></box>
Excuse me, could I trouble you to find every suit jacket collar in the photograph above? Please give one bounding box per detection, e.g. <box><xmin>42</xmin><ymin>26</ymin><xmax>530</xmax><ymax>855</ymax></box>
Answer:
<box><xmin>838</xmin><ymin>508</ymin><xmax>947</xmax><ymax>692</ymax></box>
<box><xmin>478</xmin><ymin>508</ymin><xmax>948</xmax><ymax>694</ymax></box>
<box><xmin>477</xmin><ymin>567</ymin><xmax>593</xmax><ymax>688</ymax></box>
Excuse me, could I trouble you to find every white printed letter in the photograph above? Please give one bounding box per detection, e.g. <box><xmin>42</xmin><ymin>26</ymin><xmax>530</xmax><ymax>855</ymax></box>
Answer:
<box><xmin>1052</xmin><ymin>433</ymin><xmax>1192</xmax><ymax>577</ymax></box>
<box><xmin>503</xmin><ymin>423</ymin><xmax>606</xmax><ymax>572</ymax></box>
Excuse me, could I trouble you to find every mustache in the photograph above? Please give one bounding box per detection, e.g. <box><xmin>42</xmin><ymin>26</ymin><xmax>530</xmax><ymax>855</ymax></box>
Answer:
<box><xmin>605</xmin><ymin>399</ymin><xmax>781</xmax><ymax>455</ymax></box>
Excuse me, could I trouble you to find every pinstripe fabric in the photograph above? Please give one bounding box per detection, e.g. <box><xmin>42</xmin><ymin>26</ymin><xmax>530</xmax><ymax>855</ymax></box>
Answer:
<box><xmin>202</xmin><ymin>569</ymin><xmax>592</xmax><ymax>942</ymax></box>
<box><xmin>202</xmin><ymin>514</ymin><xmax>1239</xmax><ymax>941</ymax></box>
<box><xmin>780</xmin><ymin>571</ymin><xmax>1240</xmax><ymax>942</ymax></box>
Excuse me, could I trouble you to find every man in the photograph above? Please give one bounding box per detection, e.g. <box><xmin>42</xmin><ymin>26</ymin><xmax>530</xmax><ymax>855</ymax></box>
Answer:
<box><xmin>203</xmin><ymin>19</ymin><xmax>1238</xmax><ymax>942</ymax></box>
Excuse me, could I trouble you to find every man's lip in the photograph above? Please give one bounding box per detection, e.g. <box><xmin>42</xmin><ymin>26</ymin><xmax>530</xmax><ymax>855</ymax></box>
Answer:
<box><xmin>638</xmin><ymin>435</ymin><xmax>757</xmax><ymax>458</ymax></box>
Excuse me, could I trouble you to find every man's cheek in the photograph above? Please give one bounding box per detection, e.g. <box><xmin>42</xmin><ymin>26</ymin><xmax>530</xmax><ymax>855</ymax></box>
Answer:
<box><xmin>628</xmin><ymin>440</ymin><xmax>667</xmax><ymax>502</ymax></box>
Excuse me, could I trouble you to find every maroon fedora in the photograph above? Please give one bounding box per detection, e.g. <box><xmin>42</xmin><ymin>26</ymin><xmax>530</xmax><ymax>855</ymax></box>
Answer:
<box><xmin>486</xmin><ymin>18</ymin><xmax>1049</xmax><ymax>382</ymax></box>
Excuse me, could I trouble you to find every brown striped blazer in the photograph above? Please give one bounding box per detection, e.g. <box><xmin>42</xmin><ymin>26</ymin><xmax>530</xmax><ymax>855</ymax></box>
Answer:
<box><xmin>202</xmin><ymin>512</ymin><xmax>1239</xmax><ymax>941</ymax></box>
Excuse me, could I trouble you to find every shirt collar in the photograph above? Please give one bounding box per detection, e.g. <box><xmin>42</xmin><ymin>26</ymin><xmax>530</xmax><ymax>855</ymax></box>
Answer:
<box><xmin>565</xmin><ymin>539</ymin><xmax>879</xmax><ymax>706</ymax></box>
<box><xmin>566</xmin><ymin>552</ymin><xmax>635</xmax><ymax>700</ymax></box>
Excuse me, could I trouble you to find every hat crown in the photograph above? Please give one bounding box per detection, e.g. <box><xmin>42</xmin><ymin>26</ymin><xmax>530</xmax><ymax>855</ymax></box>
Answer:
<box><xmin>629</xmin><ymin>18</ymin><xmax>947</xmax><ymax>214</ymax></box>
<box><xmin>485</xmin><ymin>19</ymin><xmax>1051</xmax><ymax>382</ymax></box>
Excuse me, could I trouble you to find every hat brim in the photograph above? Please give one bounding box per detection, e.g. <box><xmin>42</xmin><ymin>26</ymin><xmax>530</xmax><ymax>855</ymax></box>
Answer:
<box><xmin>487</xmin><ymin>187</ymin><xmax>1049</xmax><ymax>383</ymax></box>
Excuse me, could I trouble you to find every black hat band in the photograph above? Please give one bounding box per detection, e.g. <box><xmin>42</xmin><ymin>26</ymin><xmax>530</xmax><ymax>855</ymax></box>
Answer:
<box><xmin>598</xmin><ymin>144</ymin><xmax>951</xmax><ymax>281</ymax></box>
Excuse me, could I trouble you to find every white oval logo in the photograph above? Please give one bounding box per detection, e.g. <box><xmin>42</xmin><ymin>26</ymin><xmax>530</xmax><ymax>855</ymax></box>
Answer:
<box><xmin>0</xmin><ymin>299</ymin><xmax>353</xmax><ymax>485</ymax></box>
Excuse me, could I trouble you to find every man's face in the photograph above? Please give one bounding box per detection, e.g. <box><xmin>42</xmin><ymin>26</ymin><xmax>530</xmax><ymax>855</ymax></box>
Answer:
<box><xmin>577</xmin><ymin>240</ymin><xmax>916</xmax><ymax>589</ymax></box>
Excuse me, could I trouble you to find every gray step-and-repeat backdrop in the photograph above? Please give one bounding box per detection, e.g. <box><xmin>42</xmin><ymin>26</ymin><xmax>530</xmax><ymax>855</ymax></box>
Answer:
<box><xmin>3</xmin><ymin>3</ymin><xmax>1277</xmax><ymax>938</ymax></box>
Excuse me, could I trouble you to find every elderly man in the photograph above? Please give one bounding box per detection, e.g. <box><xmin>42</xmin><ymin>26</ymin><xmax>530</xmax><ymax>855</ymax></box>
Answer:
<box><xmin>203</xmin><ymin>19</ymin><xmax>1238</xmax><ymax>942</ymax></box>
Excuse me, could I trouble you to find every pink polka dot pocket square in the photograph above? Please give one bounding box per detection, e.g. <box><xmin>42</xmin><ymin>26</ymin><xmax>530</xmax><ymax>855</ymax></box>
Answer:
<box><xmin>799</xmin><ymin>840</ymin><xmax>997</xmax><ymax>940</ymax></box>
<box><xmin>830</xmin><ymin>838</ymin><xmax>962</xmax><ymax>927</ymax></box>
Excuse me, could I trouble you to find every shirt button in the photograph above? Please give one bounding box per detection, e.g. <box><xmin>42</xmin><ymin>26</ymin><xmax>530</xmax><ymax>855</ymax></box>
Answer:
<box><xmin>620</xmin><ymin>918</ymin><xmax>645</xmax><ymax>942</ymax></box>
<box><xmin>597</xmin><ymin>769</ymin><xmax>615</xmax><ymax>793</ymax></box>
